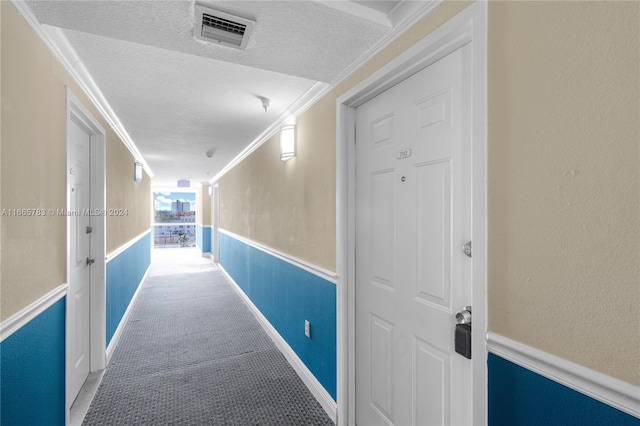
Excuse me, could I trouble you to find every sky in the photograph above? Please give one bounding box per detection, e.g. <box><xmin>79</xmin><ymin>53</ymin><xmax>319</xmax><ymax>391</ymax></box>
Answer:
<box><xmin>154</xmin><ymin>192</ymin><xmax>196</xmax><ymax>212</ymax></box>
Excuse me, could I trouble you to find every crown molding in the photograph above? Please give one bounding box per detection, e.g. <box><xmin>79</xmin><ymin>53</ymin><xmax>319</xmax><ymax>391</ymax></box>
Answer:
<box><xmin>210</xmin><ymin>1</ymin><xmax>442</xmax><ymax>184</ymax></box>
<box><xmin>11</xmin><ymin>1</ymin><xmax>154</xmax><ymax>178</ymax></box>
<box><xmin>314</xmin><ymin>1</ymin><xmax>391</xmax><ymax>27</ymax></box>
<box><xmin>210</xmin><ymin>81</ymin><xmax>328</xmax><ymax>184</ymax></box>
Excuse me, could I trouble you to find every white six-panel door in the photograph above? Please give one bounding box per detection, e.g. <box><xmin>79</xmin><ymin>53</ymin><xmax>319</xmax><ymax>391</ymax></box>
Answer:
<box><xmin>355</xmin><ymin>43</ymin><xmax>472</xmax><ymax>425</ymax></box>
<box><xmin>68</xmin><ymin>117</ymin><xmax>93</xmax><ymax>404</ymax></box>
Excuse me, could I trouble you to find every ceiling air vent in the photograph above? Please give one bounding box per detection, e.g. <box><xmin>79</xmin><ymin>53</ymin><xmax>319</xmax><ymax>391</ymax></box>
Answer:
<box><xmin>194</xmin><ymin>5</ymin><xmax>255</xmax><ymax>50</ymax></box>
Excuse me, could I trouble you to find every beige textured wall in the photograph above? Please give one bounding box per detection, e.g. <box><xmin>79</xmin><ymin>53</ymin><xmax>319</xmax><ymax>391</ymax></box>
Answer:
<box><xmin>201</xmin><ymin>185</ymin><xmax>212</xmax><ymax>226</ymax></box>
<box><xmin>487</xmin><ymin>1</ymin><xmax>639</xmax><ymax>385</ymax></box>
<box><xmin>1</xmin><ymin>2</ymin><xmax>66</xmax><ymax>321</ymax></box>
<box><xmin>219</xmin><ymin>101</ymin><xmax>338</xmax><ymax>271</ymax></box>
<box><xmin>218</xmin><ymin>0</ymin><xmax>639</xmax><ymax>385</ymax></box>
<box><xmin>105</xmin><ymin>133</ymin><xmax>151</xmax><ymax>254</ymax></box>
<box><xmin>218</xmin><ymin>1</ymin><xmax>473</xmax><ymax>272</ymax></box>
<box><xmin>195</xmin><ymin>184</ymin><xmax>212</xmax><ymax>226</ymax></box>
<box><xmin>1</xmin><ymin>2</ymin><xmax>150</xmax><ymax>320</ymax></box>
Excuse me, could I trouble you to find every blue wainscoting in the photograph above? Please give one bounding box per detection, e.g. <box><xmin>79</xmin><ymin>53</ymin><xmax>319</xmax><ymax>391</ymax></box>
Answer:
<box><xmin>488</xmin><ymin>353</ymin><xmax>639</xmax><ymax>425</ymax></box>
<box><xmin>106</xmin><ymin>231</ymin><xmax>151</xmax><ymax>346</ymax></box>
<box><xmin>219</xmin><ymin>232</ymin><xmax>337</xmax><ymax>400</ymax></box>
<box><xmin>1</xmin><ymin>297</ymin><xmax>66</xmax><ymax>426</ymax></box>
<box><xmin>196</xmin><ymin>224</ymin><xmax>212</xmax><ymax>254</ymax></box>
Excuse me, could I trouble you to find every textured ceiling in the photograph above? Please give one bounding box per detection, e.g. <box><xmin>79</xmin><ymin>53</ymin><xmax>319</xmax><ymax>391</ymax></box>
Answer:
<box><xmin>58</xmin><ymin>27</ymin><xmax>320</xmax><ymax>184</ymax></box>
<box><xmin>27</xmin><ymin>1</ymin><xmax>392</xmax><ymax>82</ymax></box>
<box><xmin>25</xmin><ymin>0</ymin><xmax>400</xmax><ymax>186</ymax></box>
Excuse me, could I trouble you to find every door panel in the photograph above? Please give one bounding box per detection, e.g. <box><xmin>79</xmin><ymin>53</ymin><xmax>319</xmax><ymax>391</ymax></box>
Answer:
<box><xmin>371</xmin><ymin>114</ymin><xmax>396</xmax><ymax>148</ymax></box>
<box><xmin>413</xmin><ymin>337</ymin><xmax>449</xmax><ymax>426</ymax></box>
<box><xmin>73</xmin><ymin>290</ymin><xmax>88</xmax><ymax>367</ymax></box>
<box><xmin>416</xmin><ymin>89</ymin><xmax>451</xmax><ymax>131</ymax></box>
<box><xmin>355</xmin><ymin>44</ymin><xmax>472</xmax><ymax>425</ymax></box>
<box><xmin>415</xmin><ymin>160</ymin><xmax>451</xmax><ymax>307</ymax></box>
<box><xmin>370</xmin><ymin>170</ymin><xmax>396</xmax><ymax>291</ymax></box>
<box><xmin>370</xmin><ymin>314</ymin><xmax>394</xmax><ymax>422</ymax></box>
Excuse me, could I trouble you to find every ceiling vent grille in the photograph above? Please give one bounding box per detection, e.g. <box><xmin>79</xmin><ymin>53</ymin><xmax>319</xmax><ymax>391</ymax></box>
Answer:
<box><xmin>194</xmin><ymin>5</ymin><xmax>255</xmax><ymax>50</ymax></box>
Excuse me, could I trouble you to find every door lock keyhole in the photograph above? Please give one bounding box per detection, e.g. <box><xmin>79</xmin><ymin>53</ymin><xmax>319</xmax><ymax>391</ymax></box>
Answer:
<box><xmin>401</xmin><ymin>176</ymin><xmax>406</xmax><ymax>182</ymax></box>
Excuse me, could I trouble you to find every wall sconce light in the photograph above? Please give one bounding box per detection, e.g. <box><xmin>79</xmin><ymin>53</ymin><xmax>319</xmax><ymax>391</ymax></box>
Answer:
<box><xmin>134</xmin><ymin>161</ymin><xmax>143</xmax><ymax>182</ymax></box>
<box><xmin>280</xmin><ymin>125</ymin><xmax>296</xmax><ymax>161</ymax></box>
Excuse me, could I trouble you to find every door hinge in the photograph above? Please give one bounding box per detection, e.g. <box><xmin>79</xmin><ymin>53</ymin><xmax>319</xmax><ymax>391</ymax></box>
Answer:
<box><xmin>86</xmin><ymin>226</ymin><xmax>93</xmax><ymax>234</ymax></box>
<box><xmin>86</xmin><ymin>257</ymin><xmax>95</xmax><ymax>266</ymax></box>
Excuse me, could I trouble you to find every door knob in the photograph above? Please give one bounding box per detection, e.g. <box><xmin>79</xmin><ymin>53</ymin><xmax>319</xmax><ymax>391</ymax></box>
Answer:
<box><xmin>455</xmin><ymin>306</ymin><xmax>472</xmax><ymax>325</ymax></box>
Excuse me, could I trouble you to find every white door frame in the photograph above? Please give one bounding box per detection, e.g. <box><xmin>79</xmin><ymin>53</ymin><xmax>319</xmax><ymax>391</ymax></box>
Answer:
<box><xmin>335</xmin><ymin>3</ymin><xmax>487</xmax><ymax>424</ymax></box>
<box><xmin>65</xmin><ymin>88</ymin><xmax>107</xmax><ymax>416</ymax></box>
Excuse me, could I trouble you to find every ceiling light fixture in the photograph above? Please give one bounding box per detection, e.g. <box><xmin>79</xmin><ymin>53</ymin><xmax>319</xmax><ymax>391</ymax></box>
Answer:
<box><xmin>280</xmin><ymin>125</ymin><xmax>296</xmax><ymax>161</ymax></box>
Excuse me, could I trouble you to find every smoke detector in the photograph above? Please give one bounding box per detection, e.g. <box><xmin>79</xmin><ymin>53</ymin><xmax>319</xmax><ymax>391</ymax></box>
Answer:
<box><xmin>194</xmin><ymin>4</ymin><xmax>255</xmax><ymax>50</ymax></box>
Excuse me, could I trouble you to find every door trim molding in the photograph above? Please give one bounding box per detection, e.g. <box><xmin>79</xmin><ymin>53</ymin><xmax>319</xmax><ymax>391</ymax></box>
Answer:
<box><xmin>65</xmin><ymin>87</ymin><xmax>107</xmax><ymax>420</ymax></box>
<box><xmin>335</xmin><ymin>3</ymin><xmax>488</xmax><ymax>424</ymax></box>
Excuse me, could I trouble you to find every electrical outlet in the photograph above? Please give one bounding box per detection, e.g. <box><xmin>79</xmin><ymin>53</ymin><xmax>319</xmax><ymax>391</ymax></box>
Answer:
<box><xmin>304</xmin><ymin>320</ymin><xmax>311</xmax><ymax>338</ymax></box>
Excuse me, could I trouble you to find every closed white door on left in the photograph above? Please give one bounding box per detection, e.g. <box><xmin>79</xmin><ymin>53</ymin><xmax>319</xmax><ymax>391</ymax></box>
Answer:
<box><xmin>68</xmin><ymin>117</ymin><xmax>92</xmax><ymax>405</ymax></box>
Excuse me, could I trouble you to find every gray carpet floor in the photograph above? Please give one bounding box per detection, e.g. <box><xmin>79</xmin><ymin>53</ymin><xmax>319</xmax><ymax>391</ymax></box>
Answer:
<box><xmin>82</xmin><ymin>248</ymin><xmax>334</xmax><ymax>425</ymax></box>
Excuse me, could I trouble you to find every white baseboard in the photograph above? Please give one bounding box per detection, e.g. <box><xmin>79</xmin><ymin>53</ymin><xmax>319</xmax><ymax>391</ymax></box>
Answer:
<box><xmin>219</xmin><ymin>265</ymin><xmax>338</xmax><ymax>423</ymax></box>
<box><xmin>106</xmin><ymin>264</ymin><xmax>151</xmax><ymax>362</ymax></box>
<box><xmin>486</xmin><ymin>332</ymin><xmax>640</xmax><ymax>419</ymax></box>
<box><xmin>1</xmin><ymin>283</ymin><xmax>68</xmax><ymax>342</ymax></box>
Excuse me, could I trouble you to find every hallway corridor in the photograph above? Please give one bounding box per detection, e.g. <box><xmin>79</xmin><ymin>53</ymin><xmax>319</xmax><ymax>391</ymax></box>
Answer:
<box><xmin>80</xmin><ymin>248</ymin><xmax>334</xmax><ymax>425</ymax></box>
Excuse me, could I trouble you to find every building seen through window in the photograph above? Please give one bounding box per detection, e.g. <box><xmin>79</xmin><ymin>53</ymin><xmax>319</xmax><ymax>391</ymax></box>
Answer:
<box><xmin>153</xmin><ymin>192</ymin><xmax>196</xmax><ymax>247</ymax></box>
